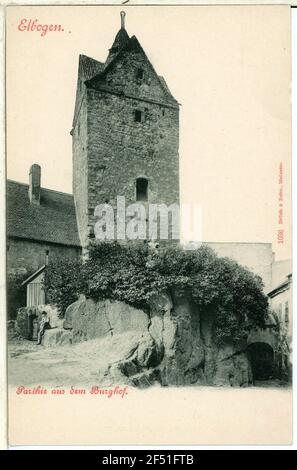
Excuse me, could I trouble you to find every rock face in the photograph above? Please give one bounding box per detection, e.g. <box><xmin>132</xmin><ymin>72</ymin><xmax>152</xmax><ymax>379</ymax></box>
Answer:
<box><xmin>38</xmin><ymin>304</ymin><xmax>63</xmax><ymax>329</ymax></box>
<box><xmin>62</xmin><ymin>294</ymin><xmax>253</xmax><ymax>388</ymax></box>
<box><xmin>15</xmin><ymin>304</ymin><xmax>65</xmax><ymax>342</ymax></box>
<box><xmin>15</xmin><ymin>306</ymin><xmax>39</xmax><ymax>339</ymax></box>
<box><xmin>41</xmin><ymin>328</ymin><xmax>72</xmax><ymax>348</ymax></box>
<box><xmin>65</xmin><ymin>296</ymin><xmax>149</xmax><ymax>343</ymax></box>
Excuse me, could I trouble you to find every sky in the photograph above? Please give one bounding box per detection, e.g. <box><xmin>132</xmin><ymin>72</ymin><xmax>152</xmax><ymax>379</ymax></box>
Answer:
<box><xmin>6</xmin><ymin>5</ymin><xmax>291</xmax><ymax>259</ymax></box>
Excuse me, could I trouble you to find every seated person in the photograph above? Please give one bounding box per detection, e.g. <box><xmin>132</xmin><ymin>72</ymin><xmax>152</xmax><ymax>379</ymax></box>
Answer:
<box><xmin>37</xmin><ymin>311</ymin><xmax>51</xmax><ymax>345</ymax></box>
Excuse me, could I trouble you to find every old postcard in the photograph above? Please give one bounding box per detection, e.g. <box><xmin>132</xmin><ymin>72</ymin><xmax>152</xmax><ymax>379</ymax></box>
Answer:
<box><xmin>3</xmin><ymin>2</ymin><xmax>293</xmax><ymax>446</ymax></box>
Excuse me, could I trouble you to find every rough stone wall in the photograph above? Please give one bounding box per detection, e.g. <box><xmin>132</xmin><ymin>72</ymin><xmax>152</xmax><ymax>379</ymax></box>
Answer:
<box><xmin>72</xmin><ymin>93</ymin><xmax>89</xmax><ymax>249</ymax></box>
<box><xmin>87</xmin><ymin>88</ymin><xmax>179</xmax><ymax>208</ymax></box>
<box><xmin>73</xmin><ymin>46</ymin><xmax>180</xmax><ymax>245</ymax></box>
<box><xmin>7</xmin><ymin>238</ymin><xmax>81</xmax><ymax>275</ymax></box>
<box><xmin>103</xmin><ymin>49</ymin><xmax>175</xmax><ymax>105</ymax></box>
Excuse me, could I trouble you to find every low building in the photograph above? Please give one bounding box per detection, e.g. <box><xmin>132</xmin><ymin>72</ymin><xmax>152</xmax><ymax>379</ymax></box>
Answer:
<box><xmin>268</xmin><ymin>273</ymin><xmax>292</xmax><ymax>380</ymax></box>
<box><xmin>21</xmin><ymin>265</ymin><xmax>46</xmax><ymax>307</ymax></box>
<box><xmin>247</xmin><ymin>269</ymin><xmax>292</xmax><ymax>382</ymax></box>
<box><xmin>268</xmin><ymin>273</ymin><xmax>292</xmax><ymax>334</ymax></box>
<box><xmin>7</xmin><ymin>164</ymin><xmax>81</xmax><ymax>317</ymax></box>
<box><xmin>7</xmin><ymin>164</ymin><xmax>81</xmax><ymax>276</ymax></box>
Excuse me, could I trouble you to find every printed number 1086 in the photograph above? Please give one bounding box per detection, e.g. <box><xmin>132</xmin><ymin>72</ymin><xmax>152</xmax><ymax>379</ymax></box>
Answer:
<box><xmin>277</xmin><ymin>229</ymin><xmax>284</xmax><ymax>244</ymax></box>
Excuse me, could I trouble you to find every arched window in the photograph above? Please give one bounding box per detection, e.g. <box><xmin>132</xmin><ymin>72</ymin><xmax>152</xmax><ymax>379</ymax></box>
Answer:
<box><xmin>136</xmin><ymin>177</ymin><xmax>148</xmax><ymax>201</ymax></box>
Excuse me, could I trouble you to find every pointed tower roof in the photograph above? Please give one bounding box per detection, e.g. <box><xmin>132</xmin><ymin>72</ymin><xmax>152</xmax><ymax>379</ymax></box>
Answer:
<box><xmin>86</xmin><ymin>34</ymin><xmax>179</xmax><ymax>108</ymax></box>
<box><xmin>106</xmin><ymin>11</ymin><xmax>130</xmax><ymax>65</ymax></box>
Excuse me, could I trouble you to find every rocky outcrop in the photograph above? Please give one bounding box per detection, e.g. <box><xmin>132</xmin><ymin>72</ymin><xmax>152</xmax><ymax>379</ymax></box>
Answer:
<box><xmin>15</xmin><ymin>306</ymin><xmax>39</xmax><ymax>339</ymax></box>
<box><xmin>41</xmin><ymin>328</ymin><xmax>72</xmax><ymax>348</ymax></box>
<box><xmin>66</xmin><ymin>296</ymin><xmax>150</xmax><ymax>343</ymax></box>
<box><xmin>61</xmin><ymin>294</ymin><xmax>253</xmax><ymax>388</ymax></box>
<box><xmin>16</xmin><ymin>304</ymin><xmax>65</xmax><ymax>342</ymax></box>
<box><xmin>38</xmin><ymin>304</ymin><xmax>63</xmax><ymax>329</ymax></box>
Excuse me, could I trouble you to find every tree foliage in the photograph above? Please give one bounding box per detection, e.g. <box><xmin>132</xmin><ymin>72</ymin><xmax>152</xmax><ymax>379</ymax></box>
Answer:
<box><xmin>7</xmin><ymin>271</ymin><xmax>28</xmax><ymax>320</ymax></box>
<box><xmin>44</xmin><ymin>241</ymin><xmax>268</xmax><ymax>343</ymax></box>
<box><xmin>44</xmin><ymin>259</ymin><xmax>86</xmax><ymax>318</ymax></box>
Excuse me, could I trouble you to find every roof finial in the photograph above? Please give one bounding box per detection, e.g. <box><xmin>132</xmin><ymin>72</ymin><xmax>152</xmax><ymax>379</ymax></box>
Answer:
<box><xmin>120</xmin><ymin>11</ymin><xmax>126</xmax><ymax>29</ymax></box>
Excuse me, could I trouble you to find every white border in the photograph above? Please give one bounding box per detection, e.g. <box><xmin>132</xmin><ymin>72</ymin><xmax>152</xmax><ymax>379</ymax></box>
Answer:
<box><xmin>0</xmin><ymin>4</ymin><xmax>7</xmax><ymax>452</ymax></box>
<box><xmin>0</xmin><ymin>1</ymin><xmax>296</xmax><ymax>451</ymax></box>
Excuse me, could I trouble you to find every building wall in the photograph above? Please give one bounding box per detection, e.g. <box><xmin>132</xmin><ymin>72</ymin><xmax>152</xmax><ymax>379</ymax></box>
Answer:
<box><xmin>271</xmin><ymin>259</ymin><xmax>292</xmax><ymax>290</ymax></box>
<box><xmin>203</xmin><ymin>242</ymin><xmax>274</xmax><ymax>292</ymax></box>
<box><xmin>269</xmin><ymin>284</ymin><xmax>292</xmax><ymax>338</ymax></box>
<box><xmin>72</xmin><ymin>93</ymin><xmax>89</xmax><ymax>249</ymax></box>
<box><xmin>27</xmin><ymin>271</ymin><xmax>45</xmax><ymax>307</ymax></box>
<box><xmin>7</xmin><ymin>238</ymin><xmax>81</xmax><ymax>275</ymax></box>
<box><xmin>73</xmin><ymin>47</ymin><xmax>180</xmax><ymax>246</ymax></box>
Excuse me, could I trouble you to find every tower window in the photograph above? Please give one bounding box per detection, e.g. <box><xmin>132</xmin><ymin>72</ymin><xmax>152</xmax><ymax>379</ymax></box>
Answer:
<box><xmin>285</xmin><ymin>301</ymin><xmax>289</xmax><ymax>323</ymax></box>
<box><xmin>278</xmin><ymin>303</ymin><xmax>283</xmax><ymax>321</ymax></box>
<box><xmin>136</xmin><ymin>68</ymin><xmax>144</xmax><ymax>80</ymax></box>
<box><xmin>134</xmin><ymin>110</ymin><xmax>142</xmax><ymax>123</ymax></box>
<box><xmin>136</xmin><ymin>177</ymin><xmax>148</xmax><ymax>201</ymax></box>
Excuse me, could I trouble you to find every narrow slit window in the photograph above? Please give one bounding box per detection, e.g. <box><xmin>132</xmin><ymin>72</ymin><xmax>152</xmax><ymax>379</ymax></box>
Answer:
<box><xmin>136</xmin><ymin>178</ymin><xmax>148</xmax><ymax>201</ymax></box>
<box><xmin>136</xmin><ymin>68</ymin><xmax>144</xmax><ymax>80</ymax></box>
<box><xmin>285</xmin><ymin>301</ymin><xmax>289</xmax><ymax>323</ymax></box>
<box><xmin>134</xmin><ymin>110</ymin><xmax>142</xmax><ymax>122</ymax></box>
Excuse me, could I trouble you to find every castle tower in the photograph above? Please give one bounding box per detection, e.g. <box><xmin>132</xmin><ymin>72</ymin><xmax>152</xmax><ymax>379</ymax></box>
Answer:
<box><xmin>72</xmin><ymin>12</ymin><xmax>180</xmax><ymax>250</ymax></box>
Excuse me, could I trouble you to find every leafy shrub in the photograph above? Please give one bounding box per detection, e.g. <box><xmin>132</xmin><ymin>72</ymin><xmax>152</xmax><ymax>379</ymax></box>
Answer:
<box><xmin>44</xmin><ymin>241</ymin><xmax>268</xmax><ymax>344</ymax></box>
<box><xmin>44</xmin><ymin>259</ymin><xmax>86</xmax><ymax>318</ymax></box>
<box><xmin>7</xmin><ymin>271</ymin><xmax>28</xmax><ymax>320</ymax></box>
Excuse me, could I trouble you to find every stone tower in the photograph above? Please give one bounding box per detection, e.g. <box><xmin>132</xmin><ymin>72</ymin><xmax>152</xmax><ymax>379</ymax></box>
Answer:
<box><xmin>72</xmin><ymin>12</ymin><xmax>180</xmax><ymax>250</ymax></box>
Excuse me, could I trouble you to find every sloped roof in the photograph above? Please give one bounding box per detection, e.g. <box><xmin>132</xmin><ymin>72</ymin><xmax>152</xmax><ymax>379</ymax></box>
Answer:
<box><xmin>267</xmin><ymin>274</ymin><xmax>292</xmax><ymax>298</ymax></box>
<box><xmin>21</xmin><ymin>265</ymin><xmax>46</xmax><ymax>286</ymax></box>
<box><xmin>86</xmin><ymin>35</ymin><xmax>178</xmax><ymax>107</ymax></box>
<box><xmin>7</xmin><ymin>180</ymin><xmax>81</xmax><ymax>247</ymax></box>
<box><xmin>111</xmin><ymin>27</ymin><xmax>130</xmax><ymax>50</ymax></box>
<box><xmin>79</xmin><ymin>54</ymin><xmax>104</xmax><ymax>81</ymax></box>
<box><xmin>72</xmin><ymin>28</ymin><xmax>179</xmax><ymax>130</ymax></box>
<box><xmin>72</xmin><ymin>55</ymin><xmax>105</xmax><ymax>127</ymax></box>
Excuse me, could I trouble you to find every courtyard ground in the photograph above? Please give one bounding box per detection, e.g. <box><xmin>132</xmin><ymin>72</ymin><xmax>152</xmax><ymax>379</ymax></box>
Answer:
<box><xmin>7</xmin><ymin>337</ymin><xmax>292</xmax><ymax>446</ymax></box>
<box><xmin>7</xmin><ymin>337</ymin><xmax>289</xmax><ymax>389</ymax></box>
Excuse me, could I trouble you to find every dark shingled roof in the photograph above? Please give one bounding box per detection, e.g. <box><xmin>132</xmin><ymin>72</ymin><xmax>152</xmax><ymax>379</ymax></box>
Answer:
<box><xmin>79</xmin><ymin>54</ymin><xmax>104</xmax><ymax>81</ymax></box>
<box><xmin>72</xmin><ymin>55</ymin><xmax>105</xmax><ymax>127</ymax></box>
<box><xmin>105</xmin><ymin>27</ymin><xmax>130</xmax><ymax>65</ymax></box>
<box><xmin>7</xmin><ymin>180</ymin><xmax>81</xmax><ymax>247</ymax></box>
<box><xmin>86</xmin><ymin>35</ymin><xmax>179</xmax><ymax>107</ymax></box>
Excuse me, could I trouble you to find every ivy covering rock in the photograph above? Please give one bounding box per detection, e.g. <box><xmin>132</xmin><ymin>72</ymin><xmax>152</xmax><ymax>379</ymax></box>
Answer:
<box><xmin>44</xmin><ymin>241</ymin><xmax>268</xmax><ymax>346</ymax></box>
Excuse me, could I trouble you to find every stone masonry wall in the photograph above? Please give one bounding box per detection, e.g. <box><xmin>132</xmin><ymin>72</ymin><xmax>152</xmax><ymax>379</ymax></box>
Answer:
<box><xmin>87</xmin><ymin>89</ymin><xmax>179</xmax><ymax>208</ymax></box>
<box><xmin>73</xmin><ymin>92</ymin><xmax>89</xmax><ymax>249</ymax></box>
<box><xmin>7</xmin><ymin>238</ymin><xmax>81</xmax><ymax>275</ymax></box>
<box><xmin>73</xmin><ymin>46</ymin><xmax>180</xmax><ymax>245</ymax></box>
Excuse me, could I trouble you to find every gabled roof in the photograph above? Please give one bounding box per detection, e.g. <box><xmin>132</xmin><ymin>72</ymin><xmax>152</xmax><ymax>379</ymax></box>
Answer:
<box><xmin>72</xmin><ymin>55</ymin><xmax>105</xmax><ymax>127</ymax></box>
<box><xmin>105</xmin><ymin>27</ymin><xmax>130</xmax><ymax>65</ymax></box>
<box><xmin>267</xmin><ymin>274</ymin><xmax>292</xmax><ymax>298</ymax></box>
<box><xmin>79</xmin><ymin>54</ymin><xmax>105</xmax><ymax>81</ymax></box>
<box><xmin>7</xmin><ymin>180</ymin><xmax>81</xmax><ymax>247</ymax></box>
<box><xmin>21</xmin><ymin>265</ymin><xmax>46</xmax><ymax>286</ymax></box>
<box><xmin>86</xmin><ymin>35</ymin><xmax>179</xmax><ymax>107</ymax></box>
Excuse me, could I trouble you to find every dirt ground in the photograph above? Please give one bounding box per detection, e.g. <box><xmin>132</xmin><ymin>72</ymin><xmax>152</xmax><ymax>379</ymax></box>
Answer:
<box><xmin>8</xmin><ymin>337</ymin><xmax>288</xmax><ymax>389</ymax></box>
<box><xmin>8</xmin><ymin>337</ymin><xmax>108</xmax><ymax>387</ymax></box>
